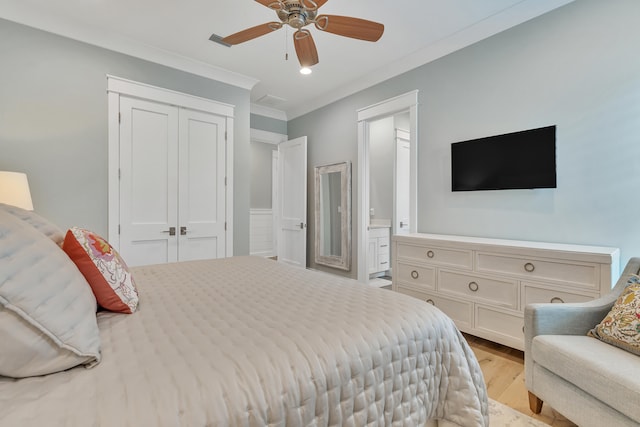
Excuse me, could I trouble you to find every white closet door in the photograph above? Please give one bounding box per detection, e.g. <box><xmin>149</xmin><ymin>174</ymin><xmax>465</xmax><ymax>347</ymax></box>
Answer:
<box><xmin>119</xmin><ymin>96</ymin><xmax>179</xmax><ymax>266</ymax></box>
<box><xmin>177</xmin><ymin>108</ymin><xmax>226</xmax><ymax>261</ymax></box>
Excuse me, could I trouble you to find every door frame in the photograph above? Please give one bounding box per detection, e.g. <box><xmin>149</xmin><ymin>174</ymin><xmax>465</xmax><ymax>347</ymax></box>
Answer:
<box><xmin>249</xmin><ymin>127</ymin><xmax>288</xmax><ymax>258</ymax></box>
<box><xmin>107</xmin><ymin>75</ymin><xmax>235</xmax><ymax>256</ymax></box>
<box><xmin>356</xmin><ymin>90</ymin><xmax>419</xmax><ymax>284</ymax></box>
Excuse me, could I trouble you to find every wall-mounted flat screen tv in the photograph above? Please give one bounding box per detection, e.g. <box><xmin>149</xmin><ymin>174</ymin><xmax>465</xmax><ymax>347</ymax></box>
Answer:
<box><xmin>451</xmin><ymin>125</ymin><xmax>556</xmax><ymax>191</ymax></box>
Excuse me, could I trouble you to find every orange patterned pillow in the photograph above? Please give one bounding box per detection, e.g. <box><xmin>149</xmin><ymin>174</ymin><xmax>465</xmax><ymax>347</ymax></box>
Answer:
<box><xmin>63</xmin><ymin>227</ymin><xmax>139</xmax><ymax>314</ymax></box>
<box><xmin>589</xmin><ymin>275</ymin><xmax>640</xmax><ymax>356</ymax></box>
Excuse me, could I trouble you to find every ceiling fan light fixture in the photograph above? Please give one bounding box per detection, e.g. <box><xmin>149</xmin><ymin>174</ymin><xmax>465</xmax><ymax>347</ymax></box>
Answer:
<box><xmin>300</xmin><ymin>67</ymin><xmax>312</xmax><ymax>75</ymax></box>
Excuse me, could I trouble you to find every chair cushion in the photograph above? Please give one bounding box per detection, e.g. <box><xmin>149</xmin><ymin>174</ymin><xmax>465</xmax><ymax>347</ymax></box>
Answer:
<box><xmin>589</xmin><ymin>275</ymin><xmax>640</xmax><ymax>356</ymax></box>
<box><xmin>532</xmin><ymin>335</ymin><xmax>640</xmax><ymax>422</ymax></box>
<box><xmin>0</xmin><ymin>210</ymin><xmax>101</xmax><ymax>378</ymax></box>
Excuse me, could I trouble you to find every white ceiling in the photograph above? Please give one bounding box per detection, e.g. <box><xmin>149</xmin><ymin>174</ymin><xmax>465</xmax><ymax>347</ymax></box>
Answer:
<box><xmin>0</xmin><ymin>0</ymin><xmax>574</xmax><ymax>119</ymax></box>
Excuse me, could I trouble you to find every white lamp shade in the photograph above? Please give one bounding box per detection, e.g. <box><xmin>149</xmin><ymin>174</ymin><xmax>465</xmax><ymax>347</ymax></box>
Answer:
<box><xmin>0</xmin><ymin>171</ymin><xmax>34</xmax><ymax>210</ymax></box>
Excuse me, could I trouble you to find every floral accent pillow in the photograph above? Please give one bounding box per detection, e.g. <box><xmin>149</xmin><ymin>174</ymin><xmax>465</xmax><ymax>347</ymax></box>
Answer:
<box><xmin>589</xmin><ymin>275</ymin><xmax>640</xmax><ymax>356</ymax></box>
<box><xmin>63</xmin><ymin>227</ymin><xmax>139</xmax><ymax>314</ymax></box>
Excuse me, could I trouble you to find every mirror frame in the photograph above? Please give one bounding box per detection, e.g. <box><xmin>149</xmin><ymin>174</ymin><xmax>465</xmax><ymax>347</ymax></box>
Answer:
<box><xmin>314</xmin><ymin>161</ymin><xmax>351</xmax><ymax>271</ymax></box>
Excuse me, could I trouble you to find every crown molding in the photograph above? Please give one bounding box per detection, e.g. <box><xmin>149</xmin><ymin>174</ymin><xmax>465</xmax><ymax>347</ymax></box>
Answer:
<box><xmin>0</xmin><ymin>10</ymin><xmax>259</xmax><ymax>91</ymax></box>
<box><xmin>286</xmin><ymin>0</ymin><xmax>575</xmax><ymax>119</ymax></box>
<box><xmin>250</xmin><ymin>104</ymin><xmax>288</xmax><ymax>121</ymax></box>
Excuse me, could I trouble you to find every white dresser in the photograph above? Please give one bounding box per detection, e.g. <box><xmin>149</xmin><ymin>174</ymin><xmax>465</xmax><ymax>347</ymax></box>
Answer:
<box><xmin>368</xmin><ymin>226</ymin><xmax>391</xmax><ymax>274</ymax></box>
<box><xmin>392</xmin><ymin>233</ymin><xmax>620</xmax><ymax>350</ymax></box>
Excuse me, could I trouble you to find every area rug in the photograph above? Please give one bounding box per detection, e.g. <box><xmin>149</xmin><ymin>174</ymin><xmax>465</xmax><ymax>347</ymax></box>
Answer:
<box><xmin>489</xmin><ymin>399</ymin><xmax>548</xmax><ymax>426</ymax></box>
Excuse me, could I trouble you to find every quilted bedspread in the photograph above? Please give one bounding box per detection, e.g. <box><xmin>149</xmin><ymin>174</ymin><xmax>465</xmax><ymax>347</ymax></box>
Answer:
<box><xmin>0</xmin><ymin>256</ymin><xmax>488</xmax><ymax>426</ymax></box>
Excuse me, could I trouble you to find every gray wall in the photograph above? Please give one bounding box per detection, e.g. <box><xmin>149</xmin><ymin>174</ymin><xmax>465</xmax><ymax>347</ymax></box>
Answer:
<box><xmin>289</xmin><ymin>0</ymin><xmax>640</xmax><ymax>277</ymax></box>
<box><xmin>249</xmin><ymin>141</ymin><xmax>276</xmax><ymax>209</ymax></box>
<box><xmin>249</xmin><ymin>114</ymin><xmax>287</xmax><ymax>209</ymax></box>
<box><xmin>250</xmin><ymin>113</ymin><xmax>287</xmax><ymax>135</ymax></box>
<box><xmin>0</xmin><ymin>18</ymin><xmax>252</xmax><ymax>255</ymax></box>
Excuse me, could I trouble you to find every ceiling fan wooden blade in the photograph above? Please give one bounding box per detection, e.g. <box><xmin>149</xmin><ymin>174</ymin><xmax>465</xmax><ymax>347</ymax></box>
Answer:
<box><xmin>301</xmin><ymin>0</ymin><xmax>328</xmax><ymax>8</ymax></box>
<box><xmin>315</xmin><ymin>15</ymin><xmax>384</xmax><ymax>42</ymax></box>
<box><xmin>221</xmin><ymin>22</ymin><xmax>283</xmax><ymax>45</ymax></box>
<box><xmin>294</xmin><ymin>30</ymin><xmax>319</xmax><ymax>67</ymax></box>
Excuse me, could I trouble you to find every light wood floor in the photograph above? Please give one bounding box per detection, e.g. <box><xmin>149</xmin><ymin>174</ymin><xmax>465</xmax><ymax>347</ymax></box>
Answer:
<box><xmin>463</xmin><ymin>334</ymin><xmax>578</xmax><ymax>427</ymax></box>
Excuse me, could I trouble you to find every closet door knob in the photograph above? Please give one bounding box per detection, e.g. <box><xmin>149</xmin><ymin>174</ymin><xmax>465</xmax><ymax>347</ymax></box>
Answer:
<box><xmin>550</xmin><ymin>297</ymin><xmax>565</xmax><ymax>303</ymax></box>
<box><xmin>426</xmin><ymin>299</ymin><xmax>435</xmax><ymax>306</ymax></box>
<box><xmin>411</xmin><ymin>270</ymin><xmax>419</xmax><ymax>279</ymax></box>
<box><xmin>468</xmin><ymin>281</ymin><xmax>479</xmax><ymax>292</ymax></box>
<box><xmin>426</xmin><ymin>250</ymin><xmax>435</xmax><ymax>258</ymax></box>
<box><xmin>161</xmin><ymin>227</ymin><xmax>176</xmax><ymax>236</ymax></box>
<box><xmin>524</xmin><ymin>262</ymin><xmax>535</xmax><ymax>272</ymax></box>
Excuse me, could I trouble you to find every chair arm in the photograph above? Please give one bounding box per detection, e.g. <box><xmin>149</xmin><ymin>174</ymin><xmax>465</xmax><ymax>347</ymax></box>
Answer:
<box><xmin>525</xmin><ymin>296</ymin><xmax>617</xmax><ymax>339</ymax></box>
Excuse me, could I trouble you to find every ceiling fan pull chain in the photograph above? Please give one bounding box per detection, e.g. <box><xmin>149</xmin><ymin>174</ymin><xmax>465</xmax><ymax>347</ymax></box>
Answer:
<box><xmin>285</xmin><ymin>25</ymin><xmax>289</xmax><ymax>60</ymax></box>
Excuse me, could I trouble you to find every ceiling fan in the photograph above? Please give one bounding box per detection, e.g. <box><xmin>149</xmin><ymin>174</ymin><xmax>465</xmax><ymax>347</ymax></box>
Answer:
<box><xmin>213</xmin><ymin>0</ymin><xmax>384</xmax><ymax>68</ymax></box>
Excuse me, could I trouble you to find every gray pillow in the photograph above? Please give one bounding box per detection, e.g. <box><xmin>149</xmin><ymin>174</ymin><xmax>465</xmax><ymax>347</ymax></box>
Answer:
<box><xmin>0</xmin><ymin>203</ymin><xmax>64</xmax><ymax>245</ymax></box>
<box><xmin>0</xmin><ymin>209</ymin><xmax>101</xmax><ymax>378</ymax></box>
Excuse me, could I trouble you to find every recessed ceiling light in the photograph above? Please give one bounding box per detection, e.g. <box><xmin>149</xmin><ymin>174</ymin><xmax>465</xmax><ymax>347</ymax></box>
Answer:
<box><xmin>300</xmin><ymin>67</ymin><xmax>312</xmax><ymax>75</ymax></box>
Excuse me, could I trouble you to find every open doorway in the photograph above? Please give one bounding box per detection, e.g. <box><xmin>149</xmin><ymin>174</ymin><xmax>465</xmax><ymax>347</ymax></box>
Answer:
<box><xmin>356</xmin><ymin>91</ymin><xmax>419</xmax><ymax>285</ymax></box>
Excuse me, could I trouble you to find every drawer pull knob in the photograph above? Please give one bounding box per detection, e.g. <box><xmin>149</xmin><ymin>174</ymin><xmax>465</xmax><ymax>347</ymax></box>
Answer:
<box><xmin>468</xmin><ymin>281</ymin><xmax>479</xmax><ymax>292</ymax></box>
<box><xmin>411</xmin><ymin>270</ymin><xmax>419</xmax><ymax>279</ymax></box>
<box><xmin>524</xmin><ymin>262</ymin><xmax>535</xmax><ymax>273</ymax></box>
<box><xmin>426</xmin><ymin>299</ymin><xmax>435</xmax><ymax>305</ymax></box>
<box><xmin>550</xmin><ymin>297</ymin><xmax>565</xmax><ymax>303</ymax></box>
<box><xmin>426</xmin><ymin>250</ymin><xmax>435</xmax><ymax>258</ymax></box>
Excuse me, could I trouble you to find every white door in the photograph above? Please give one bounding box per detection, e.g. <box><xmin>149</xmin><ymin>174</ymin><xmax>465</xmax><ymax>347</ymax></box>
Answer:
<box><xmin>119</xmin><ymin>96</ymin><xmax>227</xmax><ymax>266</ymax></box>
<box><xmin>277</xmin><ymin>136</ymin><xmax>307</xmax><ymax>267</ymax></box>
<box><xmin>394</xmin><ymin>130</ymin><xmax>411</xmax><ymax>236</ymax></box>
<box><xmin>177</xmin><ymin>108</ymin><xmax>227</xmax><ymax>261</ymax></box>
<box><xmin>119</xmin><ymin>96</ymin><xmax>179</xmax><ymax>266</ymax></box>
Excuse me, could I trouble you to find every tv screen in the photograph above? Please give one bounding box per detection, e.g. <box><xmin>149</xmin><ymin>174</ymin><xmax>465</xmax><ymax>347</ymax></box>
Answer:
<box><xmin>451</xmin><ymin>125</ymin><xmax>556</xmax><ymax>191</ymax></box>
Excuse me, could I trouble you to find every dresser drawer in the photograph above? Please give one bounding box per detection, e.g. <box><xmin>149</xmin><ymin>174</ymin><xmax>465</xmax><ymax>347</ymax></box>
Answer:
<box><xmin>439</xmin><ymin>270</ymin><xmax>518</xmax><ymax>309</ymax></box>
<box><xmin>475</xmin><ymin>305</ymin><xmax>524</xmax><ymax>350</ymax></box>
<box><xmin>522</xmin><ymin>282</ymin><xmax>594</xmax><ymax>307</ymax></box>
<box><xmin>476</xmin><ymin>252</ymin><xmax>600</xmax><ymax>290</ymax></box>
<box><xmin>396</xmin><ymin>286</ymin><xmax>472</xmax><ymax>330</ymax></box>
<box><xmin>396</xmin><ymin>243</ymin><xmax>472</xmax><ymax>269</ymax></box>
<box><xmin>395</xmin><ymin>262</ymin><xmax>436</xmax><ymax>291</ymax></box>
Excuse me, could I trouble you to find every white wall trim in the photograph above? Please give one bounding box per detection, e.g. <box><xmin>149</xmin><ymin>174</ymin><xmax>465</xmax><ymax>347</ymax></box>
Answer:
<box><xmin>250</xmin><ymin>128</ymin><xmax>288</xmax><ymax>145</ymax></box>
<box><xmin>357</xmin><ymin>91</ymin><xmax>419</xmax><ymax>284</ymax></box>
<box><xmin>107</xmin><ymin>76</ymin><xmax>235</xmax><ymax>257</ymax></box>
<box><xmin>0</xmin><ymin>9</ymin><xmax>258</xmax><ymax>91</ymax></box>
<box><xmin>226</xmin><ymin>117</ymin><xmax>235</xmax><ymax>257</ymax></box>
<box><xmin>250</xmin><ymin>208</ymin><xmax>275</xmax><ymax>257</ymax></box>
<box><xmin>250</xmin><ymin>103</ymin><xmax>288</xmax><ymax>121</ymax></box>
<box><xmin>357</xmin><ymin>91</ymin><xmax>419</xmax><ymax>122</ymax></box>
<box><xmin>107</xmin><ymin>75</ymin><xmax>235</xmax><ymax>117</ymax></box>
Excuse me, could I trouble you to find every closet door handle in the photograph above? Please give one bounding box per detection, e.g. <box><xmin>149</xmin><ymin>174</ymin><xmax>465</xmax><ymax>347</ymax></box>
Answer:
<box><xmin>468</xmin><ymin>281</ymin><xmax>479</xmax><ymax>292</ymax></box>
<box><xmin>180</xmin><ymin>226</ymin><xmax>188</xmax><ymax>236</ymax></box>
<box><xmin>162</xmin><ymin>227</ymin><xmax>176</xmax><ymax>236</ymax></box>
<box><xmin>524</xmin><ymin>262</ymin><xmax>535</xmax><ymax>272</ymax></box>
<box><xmin>411</xmin><ymin>270</ymin><xmax>419</xmax><ymax>279</ymax></box>
<box><xmin>550</xmin><ymin>297</ymin><xmax>565</xmax><ymax>303</ymax></box>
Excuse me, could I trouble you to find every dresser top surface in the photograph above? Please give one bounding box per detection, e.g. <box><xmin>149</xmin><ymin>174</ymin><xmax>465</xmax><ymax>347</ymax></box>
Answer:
<box><xmin>393</xmin><ymin>233</ymin><xmax>620</xmax><ymax>257</ymax></box>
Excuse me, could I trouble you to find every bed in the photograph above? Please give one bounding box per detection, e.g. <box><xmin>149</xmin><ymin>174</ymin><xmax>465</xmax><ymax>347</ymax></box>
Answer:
<box><xmin>0</xmin><ymin>206</ymin><xmax>488</xmax><ymax>427</ymax></box>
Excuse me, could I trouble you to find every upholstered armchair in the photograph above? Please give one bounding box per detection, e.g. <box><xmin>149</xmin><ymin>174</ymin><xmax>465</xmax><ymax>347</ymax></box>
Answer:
<box><xmin>524</xmin><ymin>257</ymin><xmax>640</xmax><ymax>427</ymax></box>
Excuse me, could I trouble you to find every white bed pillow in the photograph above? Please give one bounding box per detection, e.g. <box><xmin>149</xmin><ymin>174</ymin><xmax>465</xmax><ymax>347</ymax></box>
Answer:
<box><xmin>0</xmin><ymin>203</ymin><xmax>64</xmax><ymax>245</ymax></box>
<box><xmin>0</xmin><ymin>209</ymin><xmax>101</xmax><ymax>378</ymax></box>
